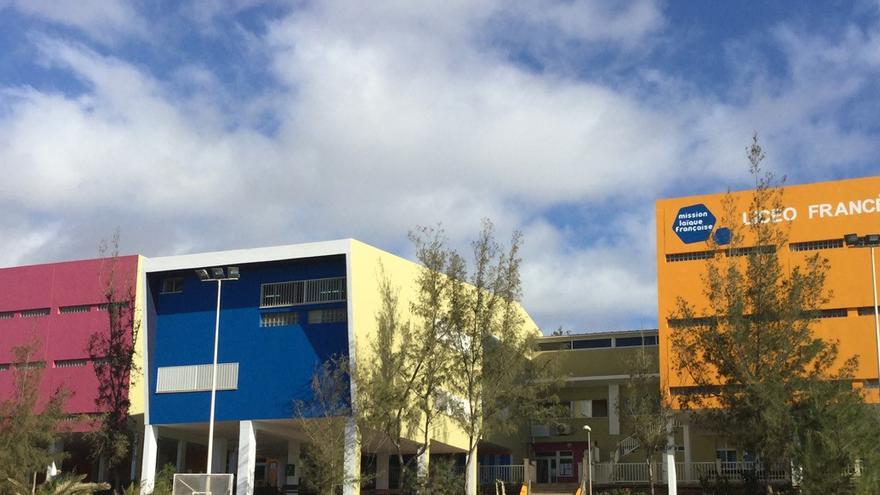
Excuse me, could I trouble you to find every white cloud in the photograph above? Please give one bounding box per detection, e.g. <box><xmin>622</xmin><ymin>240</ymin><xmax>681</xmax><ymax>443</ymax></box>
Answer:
<box><xmin>4</xmin><ymin>0</ymin><xmax>146</xmax><ymax>42</ymax></box>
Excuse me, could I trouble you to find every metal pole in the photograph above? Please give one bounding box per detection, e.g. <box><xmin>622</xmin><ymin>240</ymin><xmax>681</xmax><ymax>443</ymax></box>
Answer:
<box><xmin>587</xmin><ymin>432</ymin><xmax>593</xmax><ymax>495</ymax></box>
<box><xmin>871</xmin><ymin>246</ymin><xmax>880</xmax><ymax>389</ymax></box>
<box><xmin>206</xmin><ymin>279</ymin><xmax>222</xmax><ymax>474</ymax></box>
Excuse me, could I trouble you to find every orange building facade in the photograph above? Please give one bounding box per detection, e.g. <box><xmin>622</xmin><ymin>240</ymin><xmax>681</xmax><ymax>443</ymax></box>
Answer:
<box><xmin>656</xmin><ymin>175</ymin><xmax>880</xmax><ymax>402</ymax></box>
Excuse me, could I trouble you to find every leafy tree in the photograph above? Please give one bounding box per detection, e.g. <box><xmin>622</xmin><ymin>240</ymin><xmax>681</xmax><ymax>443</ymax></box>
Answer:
<box><xmin>619</xmin><ymin>344</ymin><xmax>671</xmax><ymax>495</ymax></box>
<box><xmin>86</xmin><ymin>230</ymin><xmax>141</xmax><ymax>488</ymax></box>
<box><xmin>669</xmin><ymin>135</ymin><xmax>879</xmax><ymax>493</ymax></box>
<box><xmin>358</xmin><ymin>267</ymin><xmax>444</xmax><ymax>491</ymax></box>
<box><xmin>410</xmin><ymin>221</ymin><xmax>557</xmax><ymax>495</ymax></box>
<box><xmin>293</xmin><ymin>356</ymin><xmax>360</xmax><ymax>495</ymax></box>
<box><xmin>0</xmin><ymin>338</ymin><xmax>68</xmax><ymax>494</ymax></box>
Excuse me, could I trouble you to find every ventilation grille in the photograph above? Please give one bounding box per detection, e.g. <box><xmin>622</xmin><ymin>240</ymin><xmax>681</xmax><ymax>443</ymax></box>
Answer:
<box><xmin>156</xmin><ymin>363</ymin><xmax>239</xmax><ymax>393</ymax></box>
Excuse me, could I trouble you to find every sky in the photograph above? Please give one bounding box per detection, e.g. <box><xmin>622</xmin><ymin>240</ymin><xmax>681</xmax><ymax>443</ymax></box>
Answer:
<box><xmin>0</xmin><ymin>0</ymin><xmax>878</xmax><ymax>333</ymax></box>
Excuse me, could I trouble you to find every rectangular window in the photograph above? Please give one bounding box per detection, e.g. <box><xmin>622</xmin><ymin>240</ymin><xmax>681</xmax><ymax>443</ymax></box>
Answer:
<box><xmin>0</xmin><ymin>364</ymin><xmax>9</xmax><ymax>372</ymax></box>
<box><xmin>665</xmin><ymin>251</ymin><xmax>714</xmax><ymax>263</ymax></box>
<box><xmin>571</xmin><ymin>400</ymin><xmax>591</xmax><ymax>418</ymax></box>
<box><xmin>726</xmin><ymin>245</ymin><xmax>775</xmax><ymax>257</ymax></box>
<box><xmin>96</xmin><ymin>304</ymin><xmax>108</xmax><ymax>311</ymax></box>
<box><xmin>537</xmin><ymin>341</ymin><xmax>572</xmax><ymax>351</ymax></box>
<box><xmin>16</xmin><ymin>361</ymin><xmax>45</xmax><ymax>369</ymax></box>
<box><xmin>161</xmin><ymin>277</ymin><xmax>184</xmax><ymax>294</ymax></box>
<box><xmin>857</xmin><ymin>306</ymin><xmax>878</xmax><ymax>316</ymax></box>
<box><xmin>615</xmin><ymin>336</ymin><xmax>658</xmax><ymax>347</ymax></box>
<box><xmin>20</xmin><ymin>308</ymin><xmax>49</xmax><ymax>318</ymax></box>
<box><xmin>59</xmin><ymin>305</ymin><xmax>91</xmax><ymax>314</ymax></box>
<box><xmin>817</xmin><ymin>308</ymin><xmax>848</xmax><ymax>319</ymax></box>
<box><xmin>308</xmin><ymin>308</ymin><xmax>347</xmax><ymax>324</ymax></box>
<box><xmin>572</xmin><ymin>338</ymin><xmax>612</xmax><ymax>349</ymax></box>
<box><xmin>790</xmin><ymin>239</ymin><xmax>844</xmax><ymax>252</ymax></box>
<box><xmin>260</xmin><ymin>312</ymin><xmax>299</xmax><ymax>327</ymax></box>
<box><xmin>54</xmin><ymin>359</ymin><xmax>88</xmax><ymax>368</ymax></box>
<box><xmin>260</xmin><ymin>277</ymin><xmax>347</xmax><ymax>308</ymax></box>
<box><xmin>591</xmin><ymin>399</ymin><xmax>608</xmax><ymax>418</ymax></box>
<box><xmin>0</xmin><ymin>312</ymin><xmax>13</xmax><ymax>320</ymax></box>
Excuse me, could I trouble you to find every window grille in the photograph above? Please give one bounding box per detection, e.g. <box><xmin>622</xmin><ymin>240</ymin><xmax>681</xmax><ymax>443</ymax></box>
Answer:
<box><xmin>16</xmin><ymin>361</ymin><xmax>45</xmax><ymax>369</ymax></box>
<box><xmin>308</xmin><ymin>308</ymin><xmax>347</xmax><ymax>324</ymax></box>
<box><xmin>668</xmin><ymin>316</ymin><xmax>714</xmax><ymax>328</ymax></box>
<box><xmin>55</xmin><ymin>359</ymin><xmax>88</xmax><ymax>368</ymax></box>
<box><xmin>817</xmin><ymin>308</ymin><xmax>848</xmax><ymax>319</ymax></box>
<box><xmin>0</xmin><ymin>364</ymin><xmax>9</xmax><ymax>371</ymax></box>
<box><xmin>260</xmin><ymin>277</ymin><xmax>346</xmax><ymax>308</ymax></box>
<box><xmin>0</xmin><ymin>312</ymin><xmax>13</xmax><ymax>320</ymax></box>
<box><xmin>726</xmin><ymin>245</ymin><xmax>775</xmax><ymax>257</ymax></box>
<box><xmin>161</xmin><ymin>277</ymin><xmax>184</xmax><ymax>294</ymax></box>
<box><xmin>156</xmin><ymin>363</ymin><xmax>239</xmax><ymax>393</ymax></box>
<box><xmin>789</xmin><ymin>239</ymin><xmax>844</xmax><ymax>252</ymax></box>
<box><xmin>20</xmin><ymin>308</ymin><xmax>49</xmax><ymax>318</ymax></box>
<box><xmin>59</xmin><ymin>305</ymin><xmax>91</xmax><ymax>314</ymax></box>
<box><xmin>666</xmin><ymin>251</ymin><xmax>715</xmax><ymax>263</ymax></box>
<box><xmin>96</xmin><ymin>304</ymin><xmax>108</xmax><ymax>311</ymax></box>
<box><xmin>260</xmin><ymin>312</ymin><xmax>299</xmax><ymax>327</ymax></box>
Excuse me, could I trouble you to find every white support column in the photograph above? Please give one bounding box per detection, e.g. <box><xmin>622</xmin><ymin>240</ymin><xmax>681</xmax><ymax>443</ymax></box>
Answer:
<box><xmin>465</xmin><ymin>447</ymin><xmax>478</xmax><ymax>495</ymax></box>
<box><xmin>140</xmin><ymin>425</ymin><xmax>159</xmax><ymax>495</ymax></box>
<box><xmin>376</xmin><ymin>454</ymin><xmax>390</xmax><ymax>490</ymax></box>
<box><xmin>683</xmin><ymin>424</ymin><xmax>691</xmax><ymax>482</ymax></box>
<box><xmin>417</xmin><ymin>443</ymin><xmax>430</xmax><ymax>481</ymax></box>
<box><xmin>237</xmin><ymin>421</ymin><xmax>257</xmax><ymax>495</ymax></box>
<box><xmin>286</xmin><ymin>440</ymin><xmax>301</xmax><ymax>486</ymax></box>
<box><xmin>342</xmin><ymin>417</ymin><xmax>361</xmax><ymax>495</ymax></box>
<box><xmin>665</xmin><ymin>419</ymin><xmax>677</xmax><ymax>495</ymax></box>
<box><xmin>608</xmin><ymin>384</ymin><xmax>620</xmax><ymax>435</ymax></box>
<box><xmin>176</xmin><ymin>440</ymin><xmax>188</xmax><ymax>473</ymax></box>
<box><xmin>130</xmin><ymin>433</ymin><xmax>140</xmax><ymax>482</ymax></box>
<box><xmin>212</xmin><ymin>438</ymin><xmax>228</xmax><ymax>474</ymax></box>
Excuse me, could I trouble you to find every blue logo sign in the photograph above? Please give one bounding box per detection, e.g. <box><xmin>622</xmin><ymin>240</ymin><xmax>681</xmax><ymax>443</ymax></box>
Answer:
<box><xmin>713</xmin><ymin>227</ymin><xmax>732</xmax><ymax>246</ymax></box>
<box><xmin>672</xmin><ymin>204</ymin><xmax>716</xmax><ymax>244</ymax></box>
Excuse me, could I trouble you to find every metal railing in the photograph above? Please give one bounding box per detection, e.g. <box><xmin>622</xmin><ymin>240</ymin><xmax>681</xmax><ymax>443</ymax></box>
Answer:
<box><xmin>591</xmin><ymin>461</ymin><xmax>789</xmax><ymax>485</ymax></box>
<box><xmin>478</xmin><ymin>465</ymin><xmax>524</xmax><ymax>485</ymax></box>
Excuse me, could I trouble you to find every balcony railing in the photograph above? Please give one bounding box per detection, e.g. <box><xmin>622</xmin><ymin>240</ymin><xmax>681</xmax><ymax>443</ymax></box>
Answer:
<box><xmin>478</xmin><ymin>465</ymin><xmax>524</xmax><ymax>485</ymax></box>
<box><xmin>589</xmin><ymin>461</ymin><xmax>789</xmax><ymax>485</ymax></box>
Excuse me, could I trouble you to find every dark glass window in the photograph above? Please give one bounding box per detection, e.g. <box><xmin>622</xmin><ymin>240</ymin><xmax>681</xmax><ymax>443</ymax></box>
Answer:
<box><xmin>572</xmin><ymin>339</ymin><xmax>612</xmax><ymax>349</ymax></box>
<box><xmin>592</xmin><ymin>400</ymin><xmax>608</xmax><ymax>417</ymax></box>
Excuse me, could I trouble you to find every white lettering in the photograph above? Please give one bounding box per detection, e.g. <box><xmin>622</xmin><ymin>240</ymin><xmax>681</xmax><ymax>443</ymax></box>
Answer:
<box><xmin>783</xmin><ymin>207</ymin><xmax>797</xmax><ymax>221</ymax></box>
<box><xmin>849</xmin><ymin>200</ymin><xmax>862</xmax><ymax>215</ymax></box>
<box><xmin>864</xmin><ymin>199</ymin><xmax>876</xmax><ymax>213</ymax></box>
<box><xmin>835</xmin><ymin>202</ymin><xmax>849</xmax><ymax>216</ymax></box>
<box><xmin>820</xmin><ymin>204</ymin><xmax>832</xmax><ymax>218</ymax></box>
<box><xmin>808</xmin><ymin>204</ymin><xmax>819</xmax><ymax>219</ymax></box>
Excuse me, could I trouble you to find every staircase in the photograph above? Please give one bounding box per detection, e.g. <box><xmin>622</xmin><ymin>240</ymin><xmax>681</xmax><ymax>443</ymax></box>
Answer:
<box><xmin>615</xmin><ymin>434</ymin><xmax>640</xmax><ymax>460</ymax></box>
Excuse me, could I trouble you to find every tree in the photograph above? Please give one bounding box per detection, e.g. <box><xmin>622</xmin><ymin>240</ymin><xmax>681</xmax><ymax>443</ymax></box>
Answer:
<box><xmin>669</xmin><ymin>135</ymin><xmax>880</xmax><ymax>493</ymax></box>
<box><xmin>410</xmin><ymin>221</ymin><xmax>557</xmax><ymax>495</ymax></box>
<box><xmin>0</xmin><ymin>337</ymin><xmax>68</xmax><ymax>494</ymax></box>
<box><xmin>619</xmin><ymin>344</ymin><xmax>672</xmax><ymax>495</ymax></box>
<box><xmin>293</xmin><ymin>356</ymin><xmax>359</xmax><ymax>495</ymax></box>
<box><xmin>358</xmin><ymin>266</ymin><xmax>446</xmax><ymax>492</ymax></box>
<box><xmin>86</xmin><ymin>230</ymin><xmax>140</xmax><ymax>488</ymax></box>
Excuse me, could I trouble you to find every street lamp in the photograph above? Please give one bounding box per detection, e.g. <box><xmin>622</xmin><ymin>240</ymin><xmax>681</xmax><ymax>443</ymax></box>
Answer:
<box><xmin>844</xmin><ymin>233</ymin><xmax>880</xmax><ymax>390</ymax></box>
<box><xmin>582</xmin><ymin>425</ymin><xmax>592</xmax><ymax>495</ymax></box>
<box><xmin>196</xmin><ymin>266</ymin><xmax>240</xmax><ymax>474</ymax></box>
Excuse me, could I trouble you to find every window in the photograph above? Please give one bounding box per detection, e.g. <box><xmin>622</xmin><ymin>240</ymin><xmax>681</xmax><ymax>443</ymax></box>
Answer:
<box><xmin>0</xmin><ymin>312</ymin><xmax>13</xmax><ymax>320</ymax></box>
<box><xmin>726</xmin><ymin>245</ymin><xmax>775</xmax><ymax>257</ymax></box>
<box><xmin>16</xmin><ymin>361</ymin><xmax>45</xmax><ymax>369</ymax></box>
<box><xmin>558</xmin><ymin>452</ymin><xmax>573</xmax><ymax>477</ymax></box>
<box><xmin>260</xmin><ymin>277</ymin><xmax>346</xmax><ymax>308</ymax></box>
<box><xmin>537</xmin><ymin>341</ymin><xmax>572</xmax><ymax>351</ymax></box>
<box><xmin>668</xmin><ymin>316</ymin><xmax>714</xmax><ymax>328</ymax></box>
<box><xmin>592</xmin><ymin>399</ymin><xmax>608</xmax><ymax>418</ymax></box>
<box><xmin>858</xmin><ymin>306</ymin><xmax>878</xmax><ymax>316</ymax></box>
<box><xmin>615</xmin><ymin>336</ymin><xmax>658</xmax><ymax>347</ymax></box>
<box><xmin>790</xmin><ymin>239</ymin><xmax>844</xmax><ymax>252</ymax></box>
<box><xmin>572</xmin><ymin>338</ymin><xmax>612</xmax><ymax>349</ymax></box>
<box><xmin>161</xmin><ymin>277</ymin><xmax>184</xmax><ymax>294</ymax></box>
<box><xmin>0</xmin><ymin>364</ymin><xmax>9</xmax><ymax>372</ymax></box>
<box><xmin>156</xmin><ymin>363</ymin><xmax>239</xmax><ymax>393</ymax></box>
<box><xmin>817</xmin><ymin>308</ymin><xmax>847</xmax><ymax>319</ymax></box>
<box><xmin>59</xmin><ymin>305</ymin><xmax>91</xmax><ymax>314</ymax></box>
<box><xmin>308</xmin><ymin>308</ymin><xmax>347</xmax><ymax>324</ymax></box>
<box><xmin>666</xmin><ymin>251</ymin><xmax>714</xmax><ymax>263</ymax></box>
<box><xmin>260</xmin><ymin>312</ymin><xmax>299</xmax><ymax>327</ymax></box>
<box><xmin>20</xmin><ymin>308</ymin><xmax>49</xmax><ymax>318</ymax></box>
<box><xmin>54</xmin><ymin>359</ymin><xmax>88</xmax><ymax>368</ymax></box>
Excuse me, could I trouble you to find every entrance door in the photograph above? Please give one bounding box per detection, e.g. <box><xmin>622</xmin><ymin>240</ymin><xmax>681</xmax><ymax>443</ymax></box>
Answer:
<box><xmin>536</xmin><ymin>457</ymin><xmax>557</xmax><ymax>484</ymax></box>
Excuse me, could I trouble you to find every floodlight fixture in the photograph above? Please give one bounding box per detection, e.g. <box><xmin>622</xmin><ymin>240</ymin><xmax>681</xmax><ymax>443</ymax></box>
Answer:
<box><xmin>227</xmin><ymin>266</ymin><xmax>240</xmax><ymax>280</ymax></box>
<box><xmin>195</xmin><ymin>269</ymin><xmax>209</xmax><ymax>281</ymax></box>
<box><xmin>844</xmin><ymin>233</ymin><xmax>860</xmax><ymax>247</ymax></box>
<box><xmin>210</xmin><ymin>267</ymin><xmax>225</xmax><ymax>279</ymax></box>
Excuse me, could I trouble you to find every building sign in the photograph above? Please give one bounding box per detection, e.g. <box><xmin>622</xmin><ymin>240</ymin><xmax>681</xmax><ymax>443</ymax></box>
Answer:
<box><xmin>672</xmin><ymin>204</ymin><xmax>716</xmax><ymax>244</ymax></box>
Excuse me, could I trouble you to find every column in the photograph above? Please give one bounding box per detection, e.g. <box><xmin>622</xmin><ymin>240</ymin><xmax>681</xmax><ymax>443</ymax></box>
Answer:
<box><xmin>608</xmin><ymin>384</ymin><xmax>620</xmax><ymax>435</ymax></box>
<box><xmin>286</xmin><ymin>440</ymin><xmax>301</xmax><ymax>486</ymax></box>
<box><xmin>376</xmin><ymin>454</ymin><xmax>390</xmax><ymax>490</ymax></box>
<box><xmin>665</xmin><ymin>419</ymin><xmax>677</xmax><ymax>495</ymax></box>
<box><xmin>465</xmin><ymin>447</ymin><xmax>478</xmax><ymax>495</ymax></box>
<box><xmin>417</xmin><ymin>444</ymin><xmax>430</xmax><ymax>481</ymax></box>
<box><xmin>342</xmin><ymin>417</ymin><xmax>361</xmax><ymax>495</ymax></box>
<box><xmin>237</xmin><ymin>421</ymin><xmax>257</xmax><ymax>495</ymax></box>
<box><xmin>140</xmin><ymin>425</ymin><xmax>159</xmax><ymax>495</ymax></box>
<box><xmin>130</xmin><ymin>433</ymin><xmax>140</xmax><ymax>482</ymax></box>
<box><xmin>683</xmin><ymin>423</ymin><xmax>691</xmax><ymax>482</ymax></box>
<box><xmin>98</xmin><ymin>456</ymin><xmax>109</xmax><ymax>482</ymax></box>
<box><xmin>176</xmin><ymin>440</ymin><xmax>188</xmax><ymax>473</ymax></box>
<box><xmin>212</xmin><ymin>438</ymin><xmax>228</xmax><ymax>474</ymax></box>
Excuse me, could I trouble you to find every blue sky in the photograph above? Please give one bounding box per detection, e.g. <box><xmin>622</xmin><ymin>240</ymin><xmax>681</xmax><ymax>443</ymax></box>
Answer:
<box><xmin>1</xmin><ymin>0</ymin><xmax>878</xmax><ymax>332</ymax></box>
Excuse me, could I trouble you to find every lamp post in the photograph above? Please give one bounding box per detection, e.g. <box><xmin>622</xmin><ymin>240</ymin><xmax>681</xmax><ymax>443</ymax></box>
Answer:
<box><xmin>196</xmin><ymin>266</ymin><xmax>240</xmax><ymax>474</ymax></box>
<box><xmin>582</xmin><ymin>425</ymin><xmax>592</xmax><ymax>495</ymax></box>
<box><xmin>844</xmin><ymin>233</ymin><xmax>880</xmax><ymax>389</ymax></box>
